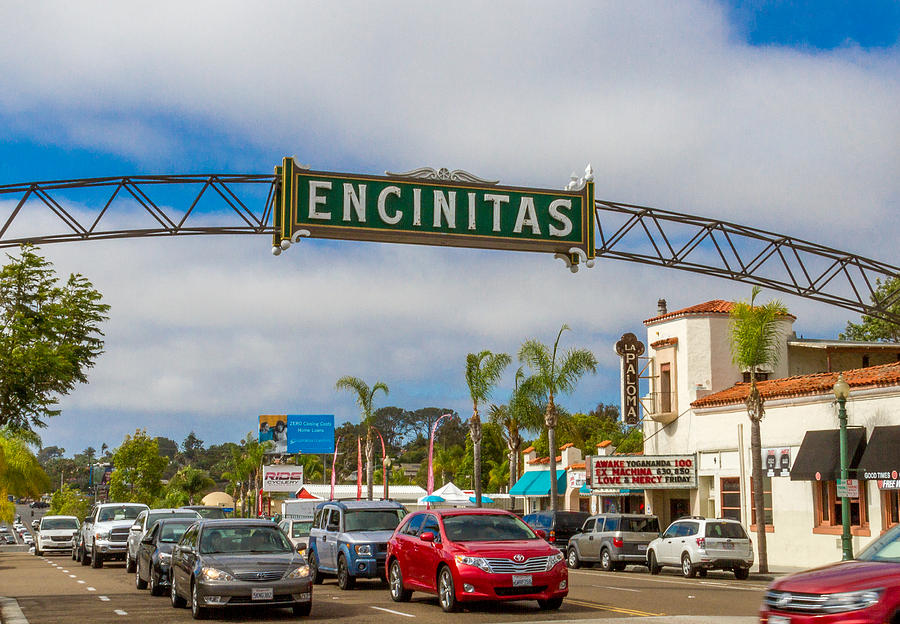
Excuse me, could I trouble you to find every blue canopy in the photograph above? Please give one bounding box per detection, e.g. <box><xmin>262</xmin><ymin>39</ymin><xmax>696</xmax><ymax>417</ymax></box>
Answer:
<box><xmin>421</xmin><ymin>495</ymin><xmax>445</xmax><ymax>503</ymax></box>
<box><xmin>509</xmin><ymin>470</ymin><xmax>566</xmax><ymax>496</ymax></box>
<box><xmin>469</xmin><ymin>495</ymin><xmax>494</xmax><ymax>504</ymax></box>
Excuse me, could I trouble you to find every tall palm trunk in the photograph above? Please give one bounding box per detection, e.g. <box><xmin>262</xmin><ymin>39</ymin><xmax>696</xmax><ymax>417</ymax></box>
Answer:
<box><xmin>470</xmin><ymin>405</ymin><xmax>483</xmax><ymax>506</ymax></box>
<box><xmin>747</xmin><ymin>376</ymin><xmax>768</xmax><ymax>573</ymax></box>
<box><xmin>546</xmin><ymin>397</ymin><xmax>559</xmax><ymax>512</ymax></box>
<box><xmin>365</xmin><ymin>429</ymin><xmax>374</xmax><ymax>501</ymax></box>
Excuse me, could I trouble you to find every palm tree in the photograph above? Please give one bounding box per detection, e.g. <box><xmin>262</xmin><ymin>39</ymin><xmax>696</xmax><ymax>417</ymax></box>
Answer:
<box><xmin>464</xmin><ymin>350</ymin><xmax>511</xmax><ymax>507</ymax></box>
<box><xmin>170</xmin><ymin>466</ymin><xmax>215</xmax><ymax>505</ymax></box>
<box><xmin>335</xmin><ymin>377</ymin><xmax>389</xmax><ymax>500</ymax></box>
<box><xmin>296</xmin><ymin>455</ymin><xmax>324</xmax><ymax>483</ymax></box>
<box><xmin>729</xmin><ymin>286</ymin><xmax>789</xmax><ymax>575</ymax></box>
<box><xmin>433</xmin><ymin>445</ymin><xmax>465</xmax><ymax>485</ymax></box>
<box><xmin>488</xmin><ymin>367</ymin><xmax>541</xmax><ymax>491</ymax></box>
<box><xmin>519</xmin><ymin>324</ymin><xmax>597</xmax><ymax>512</ymax></box>
<box><xmin>0</xmin><ymin>429</ymin><xmax>51</xmax><ymax>523</ymax></box>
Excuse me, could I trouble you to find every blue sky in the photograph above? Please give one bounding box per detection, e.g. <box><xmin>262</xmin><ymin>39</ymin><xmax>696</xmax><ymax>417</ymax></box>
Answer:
<box><xmin>1</xmin><ymin>1</ymin><xmax>897</xmax><ymax>455</ymax></box>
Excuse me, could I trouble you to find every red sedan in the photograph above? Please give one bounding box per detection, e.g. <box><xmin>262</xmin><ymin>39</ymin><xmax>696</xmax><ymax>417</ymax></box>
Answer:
<box><xmin>386</xmin><ymin>508</ymin><xmax>567</xmax><ymax>612</ymax></box>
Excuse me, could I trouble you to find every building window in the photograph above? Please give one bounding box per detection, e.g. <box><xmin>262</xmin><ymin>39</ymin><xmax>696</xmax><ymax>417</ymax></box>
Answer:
<box><xmin>742</xmin><ymin>371</ymin><xmax>770</xmax><ymax>383</ymax></box>
<box><xmin>659</xmin><ymin>363</ymin><xmax>672</xmax><ymax>412</ymax></box>
<box><xmin>812</xmin><ymin>481</ymin><xmax>870</xmax><ymax>536</ymax></box>
<box><xmin>882</xmin><ymin>490</ymin><xmax>899</xmax><ymax>531</ymax></box>
<box><xmin>720</xmin><ymin>477</ymin><xmax>741</xmax><ymax>521</ymax></box>
<box><xmin>750</xmin><ymin>477</ymin><xmax>774</xmax><ymax>531</ymax></box>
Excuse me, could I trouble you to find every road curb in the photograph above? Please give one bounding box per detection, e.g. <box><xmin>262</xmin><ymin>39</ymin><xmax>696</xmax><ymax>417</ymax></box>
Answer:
<box><xmin>0</xmin><ymin>596</ymin><xmax>29</xmax><ymax>624</ymax></box>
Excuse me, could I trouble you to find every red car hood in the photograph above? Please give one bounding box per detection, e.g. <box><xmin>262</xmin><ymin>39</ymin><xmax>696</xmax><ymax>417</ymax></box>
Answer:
<box><xmin>772</xmin><ymin>560</ymin><xmax>900</xmax><ymax>594</ymax></box>
<box><xmin>453</xmin><ymin>540</ymin><xmax>560</xmax><ymax>558</ymax></box>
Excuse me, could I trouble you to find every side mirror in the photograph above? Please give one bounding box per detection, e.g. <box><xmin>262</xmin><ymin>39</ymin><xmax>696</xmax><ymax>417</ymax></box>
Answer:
<box><xmin>84</xmin><ymin>517</ymin><xmax>92</xmax><ymax>524</ymax></box>
<box><xmin>535</xmin><ymin>529</ymin><xmax>547</xmax><ymax>539</ymax></box>
<box><xmin>419</xmin><ymin>531</ymin><xmax>435</xmax><ymax>543</ymax></box>
<box><xmin>297</xmin><ymin>542</ymin><xmax>307</xmax><ymax>553</ymax></box>
<box><xmin>141</xmin><ymin>536</ymin><xmax>154</xmax><ymax>544</ymax></box>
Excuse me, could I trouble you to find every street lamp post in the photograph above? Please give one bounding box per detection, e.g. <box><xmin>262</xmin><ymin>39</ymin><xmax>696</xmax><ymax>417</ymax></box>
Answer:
<box><xmin>384</xmin><ymin>457</ymin><xmax>392</xmax><ymax>500</ymax></box>
<box><xmin>833</xmin><ymin>372</ymin><xmax>853</xmax><ymax>561</ymax></box>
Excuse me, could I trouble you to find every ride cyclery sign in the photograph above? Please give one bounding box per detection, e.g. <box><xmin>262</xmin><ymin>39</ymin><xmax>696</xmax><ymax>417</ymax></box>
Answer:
<box><xmin>272</xmin><ymin>157</ymin><xmax>595</xmax><ymax>263</ymax></box>
<box><xmin>586</xmin><ymin>454</ymin><xmax>697</xmax><ymax>490</ymax></box>
<box><xmin>262</xmin><ymin>465</ymin><xmax>304</xmax><ymax>493</ymax></box>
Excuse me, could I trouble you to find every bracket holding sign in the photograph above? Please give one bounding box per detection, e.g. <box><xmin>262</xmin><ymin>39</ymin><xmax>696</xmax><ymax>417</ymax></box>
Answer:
<box><xmin>271</xmin><ymin>158</ymin><xmax>595</xmax><ymax>271</ymax></box>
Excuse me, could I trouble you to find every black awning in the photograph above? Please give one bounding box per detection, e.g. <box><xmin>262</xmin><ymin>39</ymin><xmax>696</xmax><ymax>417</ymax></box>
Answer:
<box><xmin>858</xmin><ymin>426</ymin><xmax>900</xmax><ymax>480</ymax></box>
<box><xmin>790</xmin><ymin>427</ymin><xmax>867</xmax><ymax>481</ymax></box>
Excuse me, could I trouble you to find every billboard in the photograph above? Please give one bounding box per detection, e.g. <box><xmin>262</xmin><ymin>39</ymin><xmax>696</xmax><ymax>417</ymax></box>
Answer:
<box><xmin>262</xmin><ymin>465</ymin><xmax>303</xmax><ymax>493</ymax></box>
<box><xmin>259</xmin><ymin>414</ymin><xmax>336</xmax><ymax>455</ymax></box>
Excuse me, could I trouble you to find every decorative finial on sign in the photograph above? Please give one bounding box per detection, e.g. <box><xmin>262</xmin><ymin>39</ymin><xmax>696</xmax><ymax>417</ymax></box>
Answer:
<box><xmin>385</xmin><ymin>167</ymin><xmax>499</xmax><ymax>185</ymax></box>
<box><xmin>565</xmin><ymin>164</ymin><xmax>594</xmax><ymax>191</ymax></box>
<box><xmin>272</xmin><ymin>230</ymin><xmax>311</xmax><ymax>257</ymax></box>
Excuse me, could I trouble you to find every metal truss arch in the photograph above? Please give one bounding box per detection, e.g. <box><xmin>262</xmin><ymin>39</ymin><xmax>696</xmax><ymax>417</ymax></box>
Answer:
<box><xmin>0</xmin><ymin>175</ymin><xmax>897</xmax><ymax>325</ymax></box>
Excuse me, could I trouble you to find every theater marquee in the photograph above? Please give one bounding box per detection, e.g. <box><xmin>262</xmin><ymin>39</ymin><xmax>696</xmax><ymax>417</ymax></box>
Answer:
<box><xmin>271</xmin><ymin>158</ymin><xmax>595</xmax><ymax>264</ymax></box>
<box><xmin>586</xmin><ymin>454</ymin><xmax>697</xmax><ymax>490</ymax></box>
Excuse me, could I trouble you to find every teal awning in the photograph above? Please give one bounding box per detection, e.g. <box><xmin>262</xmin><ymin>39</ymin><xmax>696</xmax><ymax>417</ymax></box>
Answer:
<box><xmin>509</xmin><ymin>470</ymin><xmax>566</xmax><ymax>496</ymax></box>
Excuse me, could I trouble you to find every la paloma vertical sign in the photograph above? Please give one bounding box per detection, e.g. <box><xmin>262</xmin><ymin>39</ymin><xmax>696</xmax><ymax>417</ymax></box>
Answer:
<box><xmin>616</xmin><ymin>333</ymin><xmax>645</xmax><ymax>425</ymax></box>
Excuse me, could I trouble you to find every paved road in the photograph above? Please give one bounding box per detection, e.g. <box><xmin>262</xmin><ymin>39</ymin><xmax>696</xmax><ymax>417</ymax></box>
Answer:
<box><xmin>0</xmin><ymin>552</ymin><xmax>766</xmax><ymax>623</ymax></box>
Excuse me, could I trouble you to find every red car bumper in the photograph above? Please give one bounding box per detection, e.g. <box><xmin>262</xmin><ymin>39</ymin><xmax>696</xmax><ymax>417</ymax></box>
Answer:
<box><xmin>760</xmin><ymin>606</ymin><xmax>886</xmax><ymax>623</ymax></box>
<box><xmin>453</xmin><ymin>563</ymin><xmax>568</xmax><ymax>603</ymax></box>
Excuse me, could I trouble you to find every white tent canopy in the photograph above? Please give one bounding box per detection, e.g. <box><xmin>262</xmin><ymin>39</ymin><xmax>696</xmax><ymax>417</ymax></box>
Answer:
<box><xmin>417</xmin><ymin>481</ymin><xmax>473</xmax><ymax>506</ymax></box>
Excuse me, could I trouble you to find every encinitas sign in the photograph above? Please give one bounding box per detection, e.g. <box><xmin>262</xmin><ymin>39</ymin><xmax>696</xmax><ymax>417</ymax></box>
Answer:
<box><xmin>272</xmin><ymin>158</ymin><xmax>595</xmax><ymax>263</ymax></box>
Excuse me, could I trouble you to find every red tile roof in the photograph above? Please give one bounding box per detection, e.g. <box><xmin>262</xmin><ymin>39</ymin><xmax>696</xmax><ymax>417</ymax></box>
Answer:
<box><xmin>691</xmin><ymin>361</ymin><xmax>900</xmax><ymax>409</ymax></box>
<box><xmin>645</xmin><ymin>300</ymin><xmax>734</xmax><ymax>325</ymax></box>
<box><xmin>570</xmin><ymin>461</ymin><xmax>586</xmax><ymax>469</ymax></box>
<box><xmin>596</xmin><ymin>440</ymin><xmax>613</xmax><ymax>448</ymax></box>
<box><xmin>651</xmin><ymin>337</ymin><xmax>678</xmax><ymax>349</ymax></box>
<box><xmin>560</xmin><ymin>442</ymin><xmax>575</xmax><ymax>450</ymax></box>
<box><xmin>528</xmin><ymin>455</ymin><xmax>562</xmax><ymax>465</ymax></box>
<box><xmin>522</xmin><ymin>446</ymin><xmax>535</xmax><ymax>453</ymax></box>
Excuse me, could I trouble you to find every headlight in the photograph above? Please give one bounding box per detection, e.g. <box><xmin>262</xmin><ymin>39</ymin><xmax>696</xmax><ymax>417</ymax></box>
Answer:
<box><xmin>285</xmin><ymin>565</ymin><xmax>310</xmax><ymax>579</ymax></box>
<box><xmin>158</xmin><ymin>552</ymin><xmax>171</xmax><ymax>563</ymax></box>
<box><xmin>95</xmin><ymin>530</ymin><xmax>109</xmax><ymax>540</ymax></box>
<box><xmin>455</xmin><ymin>555</ymin><xmax>491</xmax><ymax>573</ymax></box>
<box><xmin>354</xmin><ymin>544</ymin><xmax>373</xmax><ymax>556</ymax></box>
<box><xmin>546</xmin><ymin>552</ymin><xmax>564</xmax><ymax>570</ymax></box>
<box><xmin>200</xmin><ymin>567</ymin><xmax>234</xmax><ymax>581</ymax></box>
<box><xmin>820</xmin><ymin>588</ymin><xmax>883</xmax><ymax>613</ymax></box>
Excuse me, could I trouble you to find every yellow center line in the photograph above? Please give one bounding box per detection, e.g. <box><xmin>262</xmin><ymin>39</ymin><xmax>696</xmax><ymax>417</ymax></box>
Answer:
<box><xmin>566</xmin><ymin>598</ymin><xmax>664</xmax><ymax>617</ymax></box>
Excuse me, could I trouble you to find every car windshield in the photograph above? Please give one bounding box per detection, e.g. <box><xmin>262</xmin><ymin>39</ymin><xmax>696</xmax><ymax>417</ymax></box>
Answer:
<box><xmin>343</xmin><ymin>509</ymin><xmax>406</xmax><ymax>532</ymax></box>
<box><xmin>98</xmin><ymin>506</ymin><xmax>145</xmax><ymax>521</ymax></box>
<box><xmin>857</xmin><ymin>524</ymin><xmax>900</xmax><ymax>563</ymax></box>
<box><xmin>704</xmin><ymin>522</ymin><xmax>747</xmax><ymax>539</ymax></box>
<box><xmin>443</xmin><ymin>513</ymin><xmax>538</xmax><ymax>542</ymax></box>
<box><xmin>190</xmin><ymin>508</ymin><xmax>226</xmax><ymax>519</ymax></box>
<box><xmin>291</xmin><ymin>521</ymin><xmax>312</xmax><ymax>538</ymax></box>
<box><xmin>200</xmin><ymin>526</ymin><xmax>293</xmax><ymax>554</ymax></box>
<box><xmin>41</xmin><ymin>518</ymin><xmax>78</xmax><ymax>530</ymax></box>
<box><xmin>147</xmin><ymin>511</ymin><xmax>198</xmax><ymax>526</ymax></box>
<box><xmin>556</xmin><ymin>513</ymin><xmax>589</xmax><ymax>531</ymax></box>
<box><xmin>622</xmin><ymin>517</ymin><xmax>660</xmax><ymax>533</ymax></box>
<box><xmin>158</xmin><ymin>521</ymin><xmax>194</xmax><ymax>543</ymax></box>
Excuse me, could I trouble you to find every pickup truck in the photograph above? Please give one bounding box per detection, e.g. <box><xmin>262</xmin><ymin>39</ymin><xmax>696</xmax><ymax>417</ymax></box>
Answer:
<box><xmin>78</xmin><ymin>502</ymin><xmax>148</xmax><ymax>568</ymax></box>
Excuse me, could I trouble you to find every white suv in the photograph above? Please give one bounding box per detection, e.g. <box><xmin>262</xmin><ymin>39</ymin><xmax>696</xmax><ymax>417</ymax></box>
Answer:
<box><xmin>35</xmin><ymin>516</ymin><xmax>80</xmax><ymax>556</ymax></box>
<box><xmin>646</xmin><ymin>517</ymin><xmax>753</xmax><ymax>579</ymax></box>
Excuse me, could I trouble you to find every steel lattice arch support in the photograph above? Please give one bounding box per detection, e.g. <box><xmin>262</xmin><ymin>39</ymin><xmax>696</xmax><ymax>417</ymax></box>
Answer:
<box><xmin>0</xmin><ymin>175</ymin><xmax>898</xmax><ymax>325</ymax></box>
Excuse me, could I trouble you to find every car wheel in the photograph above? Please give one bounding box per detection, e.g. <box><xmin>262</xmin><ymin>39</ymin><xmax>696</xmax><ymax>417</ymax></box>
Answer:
<box><xmin>136</xmin><ymin>559</ymin><xmax>148</xmax><ymax>589</ymax></box>
<box><xmin>599</xmin><ymin>549</ymin><xmax>613</xmax><ymax>572</ymax></box>
<box><xmin>90</xmin><ymin>546</ymin><xmax>103</xmax><ymax>568</ymax></box>
<box><xmin>308</xmin><ymin>551</ymin><xmax>324</xmax><ymax>585</ymax></box>
<box><xmin>126</xmin><ymin>551</ymin><xmax>136</xmax><ymax>573</ymax></box>
<box><xmin>733</xmin><ymin>567</ymin><xmax>749</xmax><ymax>580</ymax></box>
<box><xmin>697</xmin><ymin>568</ymin><xmax>708</xmax><ymax>578</ymax></box>
<box><xmin>80</xmin><ymin>544</ymin><xmax>89</xmax><ymax>566</ymax></box>
<box><xmin>191</xmin><ymin>579</ymin><xmax>207</xmax><ymax>620</ymax></box>
<box><xmin>71</xmin><ymin>547</ymin><xmax>77</xmax><ymax>561</ymax></box>
<box><xmin>566</xmin><ymin>547</ymin><xmax>581</xmax><ymax>569</ymax></box>
<box><xmin>437</xmin><ymin>566</ymin><xmax>457</xmax><ymax>613</ymax></box>
<box><xmin>292</xmin><ymin>602</ymin><xmax>312</xmax><ymax>616</ymax></box>
<box><xmin>389</xmin><ymin>560</ymin><xmax>412</xmax><ymax>602</ymax></box>
<box><xmin>171</xmin><ymin>575</ymin><xmax>186</xmax><ymax>608</ymax></box>
<box><xmin>648</xmin><ymin>551</ymin><xmax>661</xmax><ymax>575</ymax></box>
<box><xmin>34</xmin><ymin>547</ymin><xmax>41</xmax><ymax>556</ymax></box>
<box><xmin>149</xmin><ymin>568</ymin><xmax>161</xmax><ymax>596</ymax></box>
<box><xmin>538</xmin><ymin>597</ymin><xmax>564</xmax><ymax>610</ymax></box>
<box><xmin>681</xmin><ymin>553</ymin><xmax>696</xmax><ymax>578</ymax></box>
<box><xmin>337</xmin><ymin>554</ymin><xmax>355</xmax><ymax>590</ymax></box>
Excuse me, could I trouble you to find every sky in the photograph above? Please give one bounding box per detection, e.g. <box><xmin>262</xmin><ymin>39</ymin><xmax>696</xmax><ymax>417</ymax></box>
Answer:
<box><xmin>1</xmin><ymin>1</ymin><xmax>898</xmax><ymax>455</ymax></box>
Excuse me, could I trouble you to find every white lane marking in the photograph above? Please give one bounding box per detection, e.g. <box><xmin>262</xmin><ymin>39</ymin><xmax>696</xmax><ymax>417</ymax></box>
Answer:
<box><xmin>86</xmin><ymin>587</ymin><xmax>96</xmax><ymax>592</ymax></box>
<box><xmin>371</xmin><ymin>606</ymin><xmax>416</xmax><ymax>618</ymax></box>
<box><xmin>99</xmin><ymin>596</ymin><xmax>110</xmax><ymax>602</ymax></box>
<box><xmin>77</xmin><ymin>580</ymin><xmax>85</xmax><ymax>584</ymax></box>
<box><xmin>592</xmin><ymin>584</ymin><xmax>640</xmax><ymax>592</ymax></box>
<box><xmin>62</xmin><ymin>569</ymin><xmax>69</xmax><ymax>573</ymax></box>
<box><xmin>114</xmin><ymin>609</ymin><xmax>128</xmax><ymax>616</ymax></box>
<box><xmin>69</xmin><ymin>574</ymin><xmax>76</xmax><ymax>578</ymax></box>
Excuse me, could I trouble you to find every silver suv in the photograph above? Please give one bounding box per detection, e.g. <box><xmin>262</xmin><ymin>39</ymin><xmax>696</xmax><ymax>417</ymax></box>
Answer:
<box><xmin>646</xmin><ymin>517</ymin><xmax>753</xmax><ymax>579</ymax></box>
<box><xmin>78</xmin><ymin>502</ymin><xmax>148</xmax><ymax>568</ymax></box>
<box><xmin>567</xmin><ymin>513</ymin><xmax>660</xmax><ymax>571</ymax></box>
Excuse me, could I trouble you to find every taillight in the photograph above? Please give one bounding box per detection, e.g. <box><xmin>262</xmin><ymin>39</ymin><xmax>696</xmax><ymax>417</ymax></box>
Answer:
<box><xmin>549</xmin><ymin>530</ymin><xmax>555</xmax><ymax>543</ymax></box>
<box><xmin>696</xmin><ymin>537</ymin><xmax>706</xmax><ymax>549</ymax></box>
<box><xmin>613</xmin><ymin>538</ymin><xmax>623</xmax><ymax>548</ymax></box>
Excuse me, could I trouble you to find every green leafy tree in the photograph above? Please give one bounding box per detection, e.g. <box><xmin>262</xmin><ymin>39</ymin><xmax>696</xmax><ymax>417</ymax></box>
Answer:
<box><xmin>730</xmin><ymin>286</ymin><xmax>789</xmax><ymax>575</ymax></box>
<box><xmin>841</xmin><ymin>277</ymin><xmax>900</xmax><ymax>342</ymax></box>
<box><xmin>108</xmin><ymin>429</ymin><xmax>167</xmax><ymax>505</ymax></box>
<box><xmin>0</xmin><ymin>245</ymin><xmax>109</xmax><ymax>432</ymax></box>
<box><xmin>49</xmin><ymin>484</ymin><xmax>90</xmax><ymax>520</ymax></box>
<box><xmin>295</xmin><ymin>454</ymin><xmax>324</xmax><ymax>483</ymax></box>
<box><xmin>465</xmin><ymin>350</ymin><xmax>511</xmax><ymax>506</ymax></box>
<box><xmin>335</xmin><ymin>376</ymin><xmax>389</xmax><ymax>500</ymax></box>
<box><xmin>489</xmin><ymin>367</ymin><xmax>542</xmax><ymax>490</ymax></box>
<box><xmin>0</xmin><ymin>428</ymin><xmax>51</xmax><ymax>522</ymax></box>
<box><xmin>519</xmin><ymin>325</ymin><xmax>597</xmax><ymax>512</ymax></box>
<box><xmin>169</xmin><ymin>466</ymin><xmax>215</xmax><ymax>505</ymax></box>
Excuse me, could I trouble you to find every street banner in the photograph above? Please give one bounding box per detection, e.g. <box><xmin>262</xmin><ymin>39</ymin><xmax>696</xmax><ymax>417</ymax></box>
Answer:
<box><xmin>262</xmin><ymin>465</ymin><xmax>304</xmax><ymax>492</ymax></box>
<box><xmin>357</xmin><ymin>437</ymin><xmax>362</xmax><ymax>501</ymax></box>
<box><xmin>273</xmin><ymin>158</ymin><xmax>595</xmax><ymax>264</ymax></box>
<box><xmin>587</xmin><ymin>454</ymin><xmax>697</xmax><ymax>490</ymax></box>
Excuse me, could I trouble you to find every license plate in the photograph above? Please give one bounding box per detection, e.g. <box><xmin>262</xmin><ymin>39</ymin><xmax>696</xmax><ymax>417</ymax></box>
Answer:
<box><xmin>512</xmin><ymin>574</ymin><xmax>532</xmax><ymax>587</ymax></box>
<box><xmin>637</xmin><ymin>544</ymin><xmax>647</xmax><ymax>551</ymax></box>
<box><xmin>724</xmin><ymin>542</ymin><xmax>735</xmax><ymax>550</ymax></box>
<box><xmin>768</xmin><ymin>615</ymin><xmax>790</xmax><ymax>624</ymax></box>
<box><xmin>251</xmin><ymin>587</ymin><xmax>273</xmax><ymax>601</ymax></box>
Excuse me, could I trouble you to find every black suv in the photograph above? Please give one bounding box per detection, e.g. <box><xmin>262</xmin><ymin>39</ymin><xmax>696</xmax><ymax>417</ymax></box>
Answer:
<box><xmin>522</xmin><ymin>510</ymin><xmax>590</xmax><ymax>550</ymax></box>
